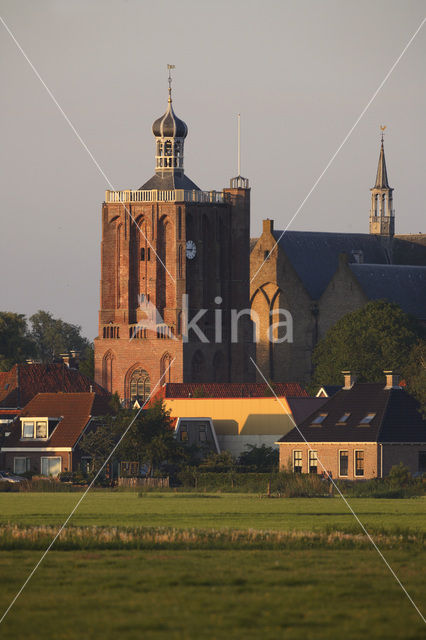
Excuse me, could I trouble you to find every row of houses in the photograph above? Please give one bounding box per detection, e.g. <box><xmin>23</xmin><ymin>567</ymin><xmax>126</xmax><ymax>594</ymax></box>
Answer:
<box><xmin>0</xmin><ymin>364</ymin><xmax>425</xmax><ymax>480</ymax></box>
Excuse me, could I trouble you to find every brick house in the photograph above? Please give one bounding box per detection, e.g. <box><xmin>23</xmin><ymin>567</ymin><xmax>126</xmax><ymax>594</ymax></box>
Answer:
<box><xmin>1</xmin><ymin>392</ymin><xmax>111</xmax><ymax>477</ymax></box>
<box><xmin>277</xmin><ymin>373</ymin><xmax>426</xmax><ymax>479</ymax></box>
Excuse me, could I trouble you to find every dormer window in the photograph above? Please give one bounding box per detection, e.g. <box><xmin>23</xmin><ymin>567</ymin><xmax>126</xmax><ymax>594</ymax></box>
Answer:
<box><xmin>337</xmin><ymin>413</ymin><xmax>351</xmax><ymax>425</ymax></box>
<box><xmin>359</xmin><ymin>413</ymin><xmax>376</xmax><ymax>425</ymax></box>
<box><xmin>310</xmin><ymin>413</ymin><xmax>327</xmax><ymax>426</ymax></box>
<box><xmin>21</xmin><ymin>418</ymin><xmax>49</xmax><ymax>440</ymax></box>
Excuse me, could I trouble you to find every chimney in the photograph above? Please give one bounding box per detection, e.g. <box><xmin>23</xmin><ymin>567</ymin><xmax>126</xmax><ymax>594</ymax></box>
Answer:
<box><xmin>263</xmin><ymin>219</ymin><xmax>274</xmax><ymax>234</ymax></box>
<box><xmin>69</xmin><ymin>351</ymin><xmax>80</xmax><ymax>369</ymax></box>
<box><xmin>342</xmin><ymin>370</ymin><xmax>357</xmax><ymax>390</ymax></box>
<box><xmin>60</xmin><ymin>353</ymin><xmax>70</xmax><ymax>367</ymax></box>
<box><xmin>384</xmin><ymin>370</ymin><xmax>400</xmax><ymax>390</ymax></box>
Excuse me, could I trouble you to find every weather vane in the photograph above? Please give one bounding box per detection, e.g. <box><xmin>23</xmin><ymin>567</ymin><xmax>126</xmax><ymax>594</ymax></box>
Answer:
<box><xmin>167</xmin><ymin>64</ymin><xmax>175</xmax><ymax>98</ymax></box>
<box><xmin>380</xmin><ymin>124</ymin><xmax>386</xmax><ymax>143</ymax></box>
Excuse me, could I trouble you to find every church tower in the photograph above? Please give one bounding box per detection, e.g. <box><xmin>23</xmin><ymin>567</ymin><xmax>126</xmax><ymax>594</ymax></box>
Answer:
<box><xmin>369</xmin><ymin>132</ymin><xmax>395</xmax><ymax>236</ymax></box>
<box><xmin>94</xmin><ymin>73</ymin><xmax>253</xmax><ymax>404</ymax></box>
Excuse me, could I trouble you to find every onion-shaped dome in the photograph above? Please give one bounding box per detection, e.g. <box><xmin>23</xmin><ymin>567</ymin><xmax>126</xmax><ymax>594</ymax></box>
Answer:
<box><xmin>152</xmin><ymin>98</ymin><xmax>188</xmax><ymax>139</ymax></box>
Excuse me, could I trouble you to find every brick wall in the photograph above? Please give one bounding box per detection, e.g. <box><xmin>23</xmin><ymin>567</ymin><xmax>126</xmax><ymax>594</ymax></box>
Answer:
<box><xmin>278</xmin><ymin>442</ymin><xmax>379</xmax><ymax>479</ymax></box>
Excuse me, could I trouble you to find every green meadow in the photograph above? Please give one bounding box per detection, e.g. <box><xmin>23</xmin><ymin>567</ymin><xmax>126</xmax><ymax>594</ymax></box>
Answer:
<box><xmin>0</xmin><ymin>493</ymin><xmax>425</xmax><ymax>639</ymax></box>
<box><xmin>0</xmin><ymin>492</ymin><xmax>425</xmax><ymax>532</ymax></box>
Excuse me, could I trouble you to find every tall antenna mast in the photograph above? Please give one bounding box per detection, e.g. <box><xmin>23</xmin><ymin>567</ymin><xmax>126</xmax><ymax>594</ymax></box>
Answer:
<box><xmin>237</xmin><ymin>113</ymin><xmax>241</xmax><ymax>176</ymax></box>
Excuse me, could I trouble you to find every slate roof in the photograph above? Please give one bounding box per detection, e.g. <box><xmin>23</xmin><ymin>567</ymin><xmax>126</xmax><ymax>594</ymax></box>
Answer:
<box><xmin>271</xmin><ymin>230</ymin><xmax>389</xmax><ymax>299</ymax></box>
<box><xmin>4</xmin><ymin>392</ymin><xmax>112</xmax><ymax>449</ymax></box>
<box><xmin>349</xmin><ymin>264</ymin><xmax>426</xmax><ymax>319</ymax></box>
<box><xmin>250</xmin><ymin>238</ymin><xmax>259</xmax><ymax>252</ymax></box>
<box><xmin>156</xmin><ymin>382</ymin><xmax>308</xmax><ymax>399</ymax></box>
<box><xmin>315</xmin><ymin>385</ymin><xmax>341</xmax><ymax>398</ymax></box>
<box><xmin>0</xmin><ymin>364</ymin><xmax>109</xmax><ymax>409</ymax></box>
<box><xmin>278</xmin><ymin>383</ymin><xmax>426</xmax><ymax>443</ymax></box>
<box><xmin>286</xmin><ymin>398</ymin><xmax>327</xmax><ymax>425</ymax></box>
<box><xmin>374</xmin><ymin>140</ymin><xmax>390</xmax><ymax>189</ymax></box>
<box><xmin>392</xmin><ymin>235</ymin><xmax>426</xmax><ymax>267</ymax></box>
<box><xmin>152</xmin><ymin>98</ymin><xmax>188</xmax><ymax>139</ymax></box>
<box><xmin>139</xmin><ymin>172</ymin><xmax>200</xmax><ymax>191</ymax></box>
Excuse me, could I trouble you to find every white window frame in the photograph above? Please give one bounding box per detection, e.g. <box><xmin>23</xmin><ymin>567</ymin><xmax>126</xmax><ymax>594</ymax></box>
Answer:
<box><xmin>40</xmin><ymin>456</ymin><xmax>62</xmax><ymax>477</ymax></box>
<box><xmin>338</xmin><ymin>450</ymin><xmax>349</xmax><ymax>477</ymax></box>
<box><xmin>354</xmin><ymin>450</ymin><xmax>364</xmax><ymax>477</ymax></box>
<box><xmin>22</xmin><ymin>421</ymin><xmax>34</xmax><ymax>439</ymax></box>
<box><xmin>21</xmin><ymin>417</ymin><xmax>49</xmax><ymax>440</ymax></box>
<box><xmin>13</xmin><ymin>457</ymin><xmax>29</xmax><ymax>475</ymax></box>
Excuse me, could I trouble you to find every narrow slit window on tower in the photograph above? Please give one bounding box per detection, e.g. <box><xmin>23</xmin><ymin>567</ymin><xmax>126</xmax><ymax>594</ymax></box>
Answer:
<box><xmin>141</xmin><ymin>247</ymin><xmax>145</xmax><ymax>261</ymax></box>
<box><xmin>147</xmin><ymin>248</ymin><xmax>151</xmax><ymax>261</ymax></box>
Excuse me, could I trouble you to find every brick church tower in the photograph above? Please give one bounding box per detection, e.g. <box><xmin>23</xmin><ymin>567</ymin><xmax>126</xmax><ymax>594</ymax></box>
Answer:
<box><xmin>94</xmin><ymin>77</ymin><xmax>253</xmax><ymax>403</ymax></box>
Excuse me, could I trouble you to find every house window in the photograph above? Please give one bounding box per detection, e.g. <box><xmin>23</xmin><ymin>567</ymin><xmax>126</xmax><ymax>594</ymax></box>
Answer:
<box><xmin>339</xmin><ymin>451</ymin><xmax>348</xmax><ymax>477</ymax></box>
<box><xmin>180</xmin><ymin>425</ymin><xmax>188</xmax><ymax>442</ymax></box>
<box><xmin>293</xmin><ymin>450</ymin><xmax>302</xmax><ymax>473</ymax></box>
<box><xmin>359</xmin><ymin>413</ymin><xmax>376</xmax><ymax>425</ymax></box>
<box><xmin>22</xmin><ymin>421</ymin><xmax>34</xmax><ymax>438</ymax></box>
<box><xmin>311</xmin><ymin>413</ymin><xmax>327</xmax><ymax>426</ymax></box>
<box><xmin>199</xmin><ymin>425</ymin><xmax>207</xmax><ymax>442</ymax></box>
<box><xmin>41</xmin><ymin>457</ymin><xmax>62</xmax><ymax>478</ymax></box>
<box><xmin>36</xmin><ymin>421</ymin><xmax>47</xmax><ymax>439</ymax></box>
<box><xmin>14</xmin><ymin>457</ymin><xmax>29</xmax><ymax>475</ymax></box>
<box><xmin>337</xmin><ymin>413</ymin><xmax>350</xmax><ymax>425</ymax></box>
<box><xmin>355</xmin><ymin>450</ymin><xmax>364</xmax><ymax>477</ymax></box>
<box><xmin>419</xmin><ymin>451</ymin><xmax>426</xmax><ymax>474</ymax></box>
<box><xmin>308</xmin><ymin>450</ymin><xmax>318</xmax><ymax>474</ymax></box>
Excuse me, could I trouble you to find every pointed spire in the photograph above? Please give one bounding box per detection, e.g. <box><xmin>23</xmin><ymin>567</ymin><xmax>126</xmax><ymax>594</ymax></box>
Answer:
<box><xmin>374</xmin><ymin>133</ymin><xmax>390</xmax><ymax>189</ymax></box>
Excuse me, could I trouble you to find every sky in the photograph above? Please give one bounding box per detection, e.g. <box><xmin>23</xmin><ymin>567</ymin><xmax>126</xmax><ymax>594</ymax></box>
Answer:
<box><xmin>0</xmin><ymin>0</ymin><xmax>425</xmax><ymax>340</ymax></box>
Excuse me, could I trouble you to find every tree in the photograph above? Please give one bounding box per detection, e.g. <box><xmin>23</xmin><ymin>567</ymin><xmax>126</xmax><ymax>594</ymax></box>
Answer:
<box><xmin>29</xmin><ymin>310</ymin><xmax>90</xmax><ymax>362</ymax></box>
<box><xmin>80</xmin><ymin>399</ymin><xmax>182</xmax><ymax>478</ymax></box>
<box><xmin>79</xmin><ymin>394</ymin><xmax>128</xmax><ymax>473</ymax></box>
<box><xmin>79</xmin><ymin>344</ymin><xmax>95</xmax><ymax>379</ymax></box>
<box><xmin>238</xmin><ymin>444</ymin><xmax>279</xmax><ymax>471</ymax></box>
<box><xmin>0</xmin><ymin>312</ymin><xmax>35</xmax><ymax>371</ymax></box>
<box><xmin>311</xmin><ymin>300</ymin><xmax>424</xmax><ymax>387</ymax></box>
<box><xmin>403</xmin><ymin>339</ymin><xmax>426</xmax><ymax>417</ymax></box>
<box><xmin>119</xmin><ymin>400</ymin><xmax>182</xmax><ymax>476</ymax></box>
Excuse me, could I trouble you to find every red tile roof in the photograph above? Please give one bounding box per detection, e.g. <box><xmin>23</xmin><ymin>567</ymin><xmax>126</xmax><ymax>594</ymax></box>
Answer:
<box><xmin>0</xmin><ymin>364</ymin><xmax>109</xmax><ymax>408</ymax></box>
<box><xmin>154</xmin><ymin>382</ymin><xmax>308</xmax><ymax>400</ymax></box>
<box><xmin>4</xmin><ymin>392</ymin><xmax>112</xmax><ymax>448</ymax></box>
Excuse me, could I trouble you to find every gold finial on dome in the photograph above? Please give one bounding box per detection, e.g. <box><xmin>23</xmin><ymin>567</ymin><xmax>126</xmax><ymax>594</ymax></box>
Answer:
<box><xmin>167</xmin><ymin>64</ymin><xmax>175</xmax><ymax>102</ymax></box>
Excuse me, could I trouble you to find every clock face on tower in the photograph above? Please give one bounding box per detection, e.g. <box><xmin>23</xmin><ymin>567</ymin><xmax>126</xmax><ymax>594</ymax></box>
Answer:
<box><xmin>186</xmin><ymin>240</ymin><xmax>196</xmax><ymax>260</ymax></box>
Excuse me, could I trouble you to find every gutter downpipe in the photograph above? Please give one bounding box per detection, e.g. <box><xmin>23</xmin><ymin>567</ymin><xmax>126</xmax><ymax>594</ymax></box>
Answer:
<box><xmin>380</xmin><ymin>443</ymin><xmax>383</xmax><ymax>479</ymax></box>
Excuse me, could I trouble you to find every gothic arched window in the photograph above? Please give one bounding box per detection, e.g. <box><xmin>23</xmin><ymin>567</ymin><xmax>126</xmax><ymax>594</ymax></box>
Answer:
<box><xmin>191</xmin><ymin>351</ymin><xmax>205</xmax><ymax>382</ymax></box>
<box><xmin>160</xmin><ymin>353</ymin><xmax>173</xmax><ymax>383</ymax></box>
<box><xmin>129</xmin><ymin>368</ymin><xmax>150</xmax><ymax>404</ymax></box>
<box><xmin>102</xmin><ymin>351</ymin><xmax>115</xmax><ymax>393</ymax></box>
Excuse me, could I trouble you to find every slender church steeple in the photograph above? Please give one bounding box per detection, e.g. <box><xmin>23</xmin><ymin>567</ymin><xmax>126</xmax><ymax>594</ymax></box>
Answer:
<box><xmin>369</xmin><ymin>127</ymin><xmax>394</xmax><ymax>236</ymax></box>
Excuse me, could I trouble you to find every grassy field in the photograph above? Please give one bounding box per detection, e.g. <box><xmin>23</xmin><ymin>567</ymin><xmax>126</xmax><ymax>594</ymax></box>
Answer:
<box><xmin>0</xmin><ymin>549</ymin><xmax>425</xmax><ymax>639</ymax></box>
<box><xmin>0</xmin><ymin>493</ymin><xmax>425</xmax><ymax>639</ymax></box>
<box><xmin>0</xmin><ymin>492</ymin><xmax>425</xmax><ymax>533</ymax></box>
